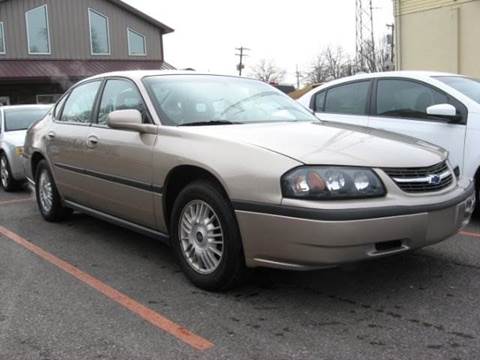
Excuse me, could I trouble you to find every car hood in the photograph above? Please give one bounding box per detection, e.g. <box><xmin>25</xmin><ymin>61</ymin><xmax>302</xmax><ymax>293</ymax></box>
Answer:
<box><xmin>183</xmin><ymin>121</ymin><xmax>447</xmax><ymax>168</ymax></box>
<box><xmin>2</xmin><ymin>130</ymin><xmax>27</xmax><ymax>147</ymax></box>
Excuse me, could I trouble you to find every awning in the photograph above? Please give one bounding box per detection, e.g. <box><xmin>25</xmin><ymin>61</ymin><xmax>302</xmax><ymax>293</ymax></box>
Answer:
<box><xmin>0</xmin><ymin>60</ymin><xmax>176</xmax><ymax>82</ymax></box>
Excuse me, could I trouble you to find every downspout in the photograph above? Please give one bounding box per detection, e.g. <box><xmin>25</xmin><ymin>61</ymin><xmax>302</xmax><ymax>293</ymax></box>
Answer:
<box><xmin>394</xmin><ymin>0</ymin><xmax>402</xmax><ymax>70</ymax></box>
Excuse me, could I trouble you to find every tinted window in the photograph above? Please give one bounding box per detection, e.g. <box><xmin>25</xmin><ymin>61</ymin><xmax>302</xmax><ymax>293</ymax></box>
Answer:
<box><xmin>314</xmin><ymin>91</ymin><xmax>326</xmax><ymax>112</ymax></box>
<box><xmin>0</xmin><ymin>22</ymin><xmax>5</xmax><ymax>54</ymax></box>
<box><xmin>435</xmin><ymin>76</ymin><xmax>480</xmax><ymax>105</ymax></box>
<box><xmin>26</xmin><ymin>5</ymin><xmax>50</xmax><ymax>54</ymax></box>
<box><xmin>324</xmin><ymin>82</ymin><xmax>370</xmax><ymax>115</ymax></box>
<box><xmin>97</xmin><ymin>79</ymin><xmax>146</xmax><ymax>125</ymax></box>
<box><xmin>144</xmin><ymin>75</ymin><xmax>317</xmax><ymax>126</ymax></box>
<box><xmin>4</xmin><ymin>107</ymin><xmax>50</xmax><ymax>132</ymax></box>
<box><xmin>376</xmin><ymin>79</ymin><xmax>449</xmax><ymax>119</ymax></box>
<box><xmin>61</xmin><ymin>81</ymin><xmax>102</xmax><ymax>124</ymax></box>
<box><xmin>89</xmin><ymin>9</ymin><xmax>110</xmax><ymax>55</ymax></box>
<box><xmin>128</xmin><ymin>29</ymin><xmax>146</xmax><ymax>56</ymax></box>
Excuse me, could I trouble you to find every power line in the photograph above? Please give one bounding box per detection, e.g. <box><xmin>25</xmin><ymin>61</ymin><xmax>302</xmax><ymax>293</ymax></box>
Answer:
<box><xmin>235</xmin><ymin>46</ymin><xmax>250</xmax><ymax>76</ymax></box>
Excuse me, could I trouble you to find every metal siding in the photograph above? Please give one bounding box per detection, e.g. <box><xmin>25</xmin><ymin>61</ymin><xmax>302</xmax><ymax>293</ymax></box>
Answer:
<box><xmin>0</xmin><ymin>0</ymin><xmax>163</xmax><ymax>60</ymax></box>
<box><xmin>396</xmin><ymin>0</ymin><xmax>476</xmax><ymax>15</ymax></box>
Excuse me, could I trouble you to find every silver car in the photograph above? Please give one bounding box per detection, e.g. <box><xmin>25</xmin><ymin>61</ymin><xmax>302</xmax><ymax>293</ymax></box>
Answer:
<box><xmin>24</xmin><ymin>71</ymin><xmax>475</xmax><ymax>290</ymax></box>
<box><xmin>0</xmin><ymin>105</ymin><xmax>51</xmax><ymax>191</ymax></box>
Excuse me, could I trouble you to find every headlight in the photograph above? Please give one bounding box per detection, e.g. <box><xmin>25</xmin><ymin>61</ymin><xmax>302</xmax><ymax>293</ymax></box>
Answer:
<box><xmin>281</xmin><ymin>166</ymin><xmax>386</xmax><ymax>200</ymax></box>
<box><xmin>15</xmin><ymin>147</ymin><xmax>24</xmax><ymax>157</ymax></box>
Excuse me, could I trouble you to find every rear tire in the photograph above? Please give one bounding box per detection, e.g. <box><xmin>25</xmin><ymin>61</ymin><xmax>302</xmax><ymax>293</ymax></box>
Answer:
<box><xmin>35</xmin><ymin>160</ymin><xmax>72</xmax><ymax>222</ymax></box>
<box><xmin>170</xmin><ymin>180</ymin><xmax>247</xmax><ymax>291</ymax></box>
<box><xmin>0</xmin><ymin>153</ymin><xmax>20</xmax><ymax>192</ymax></box>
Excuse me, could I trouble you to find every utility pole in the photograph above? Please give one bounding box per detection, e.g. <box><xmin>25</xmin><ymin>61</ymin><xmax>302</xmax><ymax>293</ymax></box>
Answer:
<box><xmin>235</xmin><ymin>46</ymin><xmax>250</xmax><ymax>76</ymax></box>
<box><xmin>386</xmin><ymin>23</ymin><xmax>395</xmax><ymax>65</ymax></box>
<box><xmin>295</xmin><ymin>65</ymin><xmax>301</xmax><ymax>89</ymax></box>
<box><xmin>369</xmin><ymin>0</ymin><xmax>376</xmax><ymax>70</ymax></box>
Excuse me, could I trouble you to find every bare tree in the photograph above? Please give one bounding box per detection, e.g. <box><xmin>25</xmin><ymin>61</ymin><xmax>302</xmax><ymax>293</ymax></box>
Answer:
<box><xmin>250</xmin><ymin>59</ymin><xmax>286</xmax><ymax>84</ymax></box>
<box><xmin>356</xmin><ymin>36</ymin><xmax>394</xmax><ymax>73</ymax></box>
<box><xmin>304</xmin><ymin>46</ymin><xmax>353</xmax><ymax>85</ymax></box>
<box><xmin>375</xmin><ymin>36</ymin><xmax>392</xmax><ymax>71</ymax></box>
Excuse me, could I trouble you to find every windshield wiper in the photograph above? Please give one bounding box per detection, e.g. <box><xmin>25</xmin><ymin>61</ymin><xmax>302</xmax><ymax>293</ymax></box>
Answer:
<box><xmin>178</xmin><ymin>120</ymin><xmax>243</xmax><ymax>126</ymax></box>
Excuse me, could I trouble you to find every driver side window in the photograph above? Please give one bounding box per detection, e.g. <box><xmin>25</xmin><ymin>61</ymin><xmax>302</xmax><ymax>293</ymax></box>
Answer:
<box><xmin>376</xmin><ymin>79</ymin><xmax>449</xmax><ymax>120</ymax></box>
<box><xmin>97</xmin><ymin>79</ymin><xmax>146</xmax><ymax>125</ymax></box>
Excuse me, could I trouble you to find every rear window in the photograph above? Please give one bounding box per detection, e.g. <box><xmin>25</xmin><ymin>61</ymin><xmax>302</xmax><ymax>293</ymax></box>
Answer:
<box><xmin>435</xmin><ymin>76</ymin><xmax>480</xmax><ymax>104</ymax></box>
<box><xmin>324</xmin><ymin>81</ymin><xmax>370</xmax><ymax>115</ymax></box>
<box><xmin>4</xmin><ymin>107</ymin><xmax>50</xmax><ymax>132</ymax></box>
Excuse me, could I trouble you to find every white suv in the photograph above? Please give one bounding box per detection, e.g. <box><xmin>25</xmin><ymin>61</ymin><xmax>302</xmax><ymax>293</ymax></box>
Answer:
<box><xmin>299</xmin><ymin>71</ymin><xmax>480</xmax><ymax>197</ymax></box>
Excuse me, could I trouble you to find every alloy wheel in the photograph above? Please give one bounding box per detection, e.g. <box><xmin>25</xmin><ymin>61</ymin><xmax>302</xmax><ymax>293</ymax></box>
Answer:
<box><xmin>0</xmin><ymin>157</ymin><xmax>9</xmax><ymax>189</ymax></box>
<box><xmin>38</xmin><ymin>170</ymin><xmax>53</xmax><ymax>213</ymax></box>
<box><xmin>178</xmin><ymin>200</ymin><xmax>224</xmax><ymax>274</ymax></box>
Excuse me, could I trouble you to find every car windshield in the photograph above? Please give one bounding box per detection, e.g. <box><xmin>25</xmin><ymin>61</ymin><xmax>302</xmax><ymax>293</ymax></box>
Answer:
<box><xmin>143</xmin><ymin>75</ymin><xmax>317</xmax><ymax>126</ymax></box>
<box><xmin>4</xmin><ymin>107</ymin><xmax>50</xmax><ymax>132</ymax></box>
<box><xmin>435</xmin><ymin>76</ymin><xmax>480</xmax><ymax>104</ymax></box>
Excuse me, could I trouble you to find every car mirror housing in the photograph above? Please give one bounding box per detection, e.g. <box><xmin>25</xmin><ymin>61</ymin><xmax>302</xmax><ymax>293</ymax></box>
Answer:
<box><xmin>426</xmin><ymin>104</ymin><xmax>459</xmax><ymax>122</ymax></box>
<box><xmin>107</xmin><ymin>110</ymin><xmax>158</xmax><ymax>134</ymax></box>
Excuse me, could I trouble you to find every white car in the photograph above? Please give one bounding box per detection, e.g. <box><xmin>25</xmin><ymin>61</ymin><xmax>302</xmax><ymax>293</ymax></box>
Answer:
<box><xmin>299</xmin><ymin>71</ymin><xmax>480</xmax><ymax>198</ymax></box>
<box><xmin>0</xmin><ymin>105</ymin><xmax>51</xmax><ymax>191</ymax></box>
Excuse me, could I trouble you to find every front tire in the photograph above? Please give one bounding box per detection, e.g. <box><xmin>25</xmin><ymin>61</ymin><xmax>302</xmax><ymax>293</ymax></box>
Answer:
<box><xmin>0</xmin><ymin>154</ymin><xmax>20</xmax><ymax>192</ymax></box>
<box><xmin>35</xmin><ymin>160</ymin><xmax>72</xmax><ymax>222</ymax></box>
<box><xmin>170</xmin><ymin>180</ymin><xmax>247</xmax><ymax>291</ymax></box>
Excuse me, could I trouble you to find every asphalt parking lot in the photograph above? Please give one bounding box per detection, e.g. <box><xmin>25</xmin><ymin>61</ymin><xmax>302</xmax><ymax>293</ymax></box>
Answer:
<box><xmin>1</xmin><ymin>188</ymin><xmax>480</xmax><ymax>360</ymax></box>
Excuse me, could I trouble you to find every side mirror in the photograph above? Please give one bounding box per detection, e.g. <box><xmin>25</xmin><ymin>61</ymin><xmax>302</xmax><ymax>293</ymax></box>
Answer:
<box><xmin>426</xmin><ymin>104</ymin><xmax>459</xmax><ymax>122</ymax></box>
<box><xmin>107</xmin><ymin>110</ymin><xmax>158</xmax><ymax>134</ymax></box>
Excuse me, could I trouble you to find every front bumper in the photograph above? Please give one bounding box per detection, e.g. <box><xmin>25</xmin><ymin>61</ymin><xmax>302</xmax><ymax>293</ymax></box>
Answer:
<box><xmin>235</xmin><ymin>181</ymin><xmax>475</xmax><ymax>270</ymax></box>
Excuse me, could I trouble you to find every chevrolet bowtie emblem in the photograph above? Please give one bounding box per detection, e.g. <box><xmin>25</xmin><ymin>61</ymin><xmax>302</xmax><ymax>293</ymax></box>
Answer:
<box><xmin>428</xmin><ymin>175</ymin><xmax>442</xmax><ymax>185</ymax></box>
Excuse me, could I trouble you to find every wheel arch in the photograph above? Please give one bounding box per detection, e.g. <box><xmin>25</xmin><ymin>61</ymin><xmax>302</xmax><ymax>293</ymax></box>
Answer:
<box><xmin>30</xmin><ymin>151</ymin><xmax>46</xmax><ymax>180</ymax></box>
<box><xmin>0</xmin><ymin>144</ymin><xmax>14</xmax><ymax>162</ymax></box>
<box><xmin>162</xmin><ymin>165</ymin><xmax>231</xmax><ymax>231</ymax></box>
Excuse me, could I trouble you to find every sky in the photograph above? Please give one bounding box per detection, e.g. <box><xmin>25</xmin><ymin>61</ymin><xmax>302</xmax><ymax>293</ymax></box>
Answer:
<box><xmin>124</xmin><ymin>0</ymin><xmax>394</xmax><ymax>85</ymax></box>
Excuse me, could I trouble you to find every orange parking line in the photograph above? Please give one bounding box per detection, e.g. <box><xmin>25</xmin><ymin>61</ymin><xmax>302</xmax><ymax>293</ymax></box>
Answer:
<box><xmin>0</xmin><ymin>226</ymin><xmax>214</xmax><ymax>351</ymax></box>
<box><xmin>0</xmin><ymin>198</ymin><xmax>33</xmax><ymax>205</ymax></box>
<box><xmin>460</xmin><ymin>230</ymin><xmax>480</xmax><ymax>239</ymax></box>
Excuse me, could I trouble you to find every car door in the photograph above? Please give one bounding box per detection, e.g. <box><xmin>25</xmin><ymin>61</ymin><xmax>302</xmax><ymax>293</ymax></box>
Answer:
<box><xmin>84</xmin><ymin>78</ymin><xmax>157</xmax><ymax>229</ymax></box>
<box><xmin>45</xmin><ymin>80</ymin><xmax>103</xmax><ymax>207</ymax></box>
<box><xmin>368</xmin><ymin>78</ymin><xmax>467</xmax><ymax>171</ymax></box>
<box><xmin>312</xmin><ymin>80</ymin><xmax>371</xmax><ymax>126</ymax></box>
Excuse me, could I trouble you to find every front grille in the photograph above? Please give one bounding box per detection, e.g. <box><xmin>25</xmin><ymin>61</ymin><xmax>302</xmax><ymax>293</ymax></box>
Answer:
<box><xmin>383</xmin><ymin>161</ymin><xmax>453</xmax><ymax>193</ymax></box>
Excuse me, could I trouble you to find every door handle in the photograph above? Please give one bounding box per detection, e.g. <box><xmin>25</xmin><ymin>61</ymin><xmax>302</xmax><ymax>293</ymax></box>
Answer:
<box><xmin>87</xmin><ymin>135</ymin><xmax>99</xmax><ymax>148</ymax></box>
<box><xmin>47</xmin><ymin>131</ymin><xmax>56</xmax><ymax>139</ymax></box>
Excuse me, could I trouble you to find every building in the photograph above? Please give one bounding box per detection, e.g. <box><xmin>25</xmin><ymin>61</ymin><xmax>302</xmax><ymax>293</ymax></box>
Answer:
<box><xmin>0</xmin><ymin>0</ymin><xmax>174</xmax><ymax>105</ymax></box>
<box><xmin>394</xmin><ymin>0</ymin><xmax>480</xmax><ymax>78</ymax></box>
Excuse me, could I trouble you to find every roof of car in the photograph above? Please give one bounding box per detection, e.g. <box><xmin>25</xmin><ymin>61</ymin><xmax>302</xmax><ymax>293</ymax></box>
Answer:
<box><xmin>316</xmin><ymin>71</ymin><xmax>463</xmax><ymax>87</ymax></box>
<box><xmin>82</xmin><ymin>70</ymin><xmax>260</xmax><ymax>83</ymax></box>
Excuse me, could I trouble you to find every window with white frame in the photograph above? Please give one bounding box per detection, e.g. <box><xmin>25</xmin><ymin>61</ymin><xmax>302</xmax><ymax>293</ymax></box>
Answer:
<box><xmin>89</xmin><ymin>9</ymin><xmax>110</xmax><ymax>55</ymax></box>
<box><xmin>127</xmin><ymin>28</ymin><xmax>146</xmax><ymax>56</ymax></box>
<box><xmin>0</xmin><ymin>22</ymin><xmax>5</xmax><ymax>54</ymax></box>
<box><xmin>36</xmin><ymin>94</ymin><xmax>62</xmax><ymax>104</ymax></box>
<box><xmin>25</xmin><ymin>5</ymin><xmax>51</xmax><ymax>54</ymax></box>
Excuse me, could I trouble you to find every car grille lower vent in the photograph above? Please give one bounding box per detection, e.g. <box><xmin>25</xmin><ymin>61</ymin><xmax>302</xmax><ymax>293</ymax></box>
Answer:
<box><xmin>383</xmin><ymin>161</ymin><xmax>453</xmax><ymax>193</ymax></box>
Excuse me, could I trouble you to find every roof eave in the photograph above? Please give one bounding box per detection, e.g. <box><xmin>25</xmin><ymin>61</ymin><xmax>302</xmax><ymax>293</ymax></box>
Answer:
<box><xmin>0</xmin><ymin>0</ymin><xmax>174</xmax><ymax>34</ymax></box>
<box><xmin>107</xmin><ymin>0</ymin><xmax>174</xmax><ymax>34</ymax></box>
